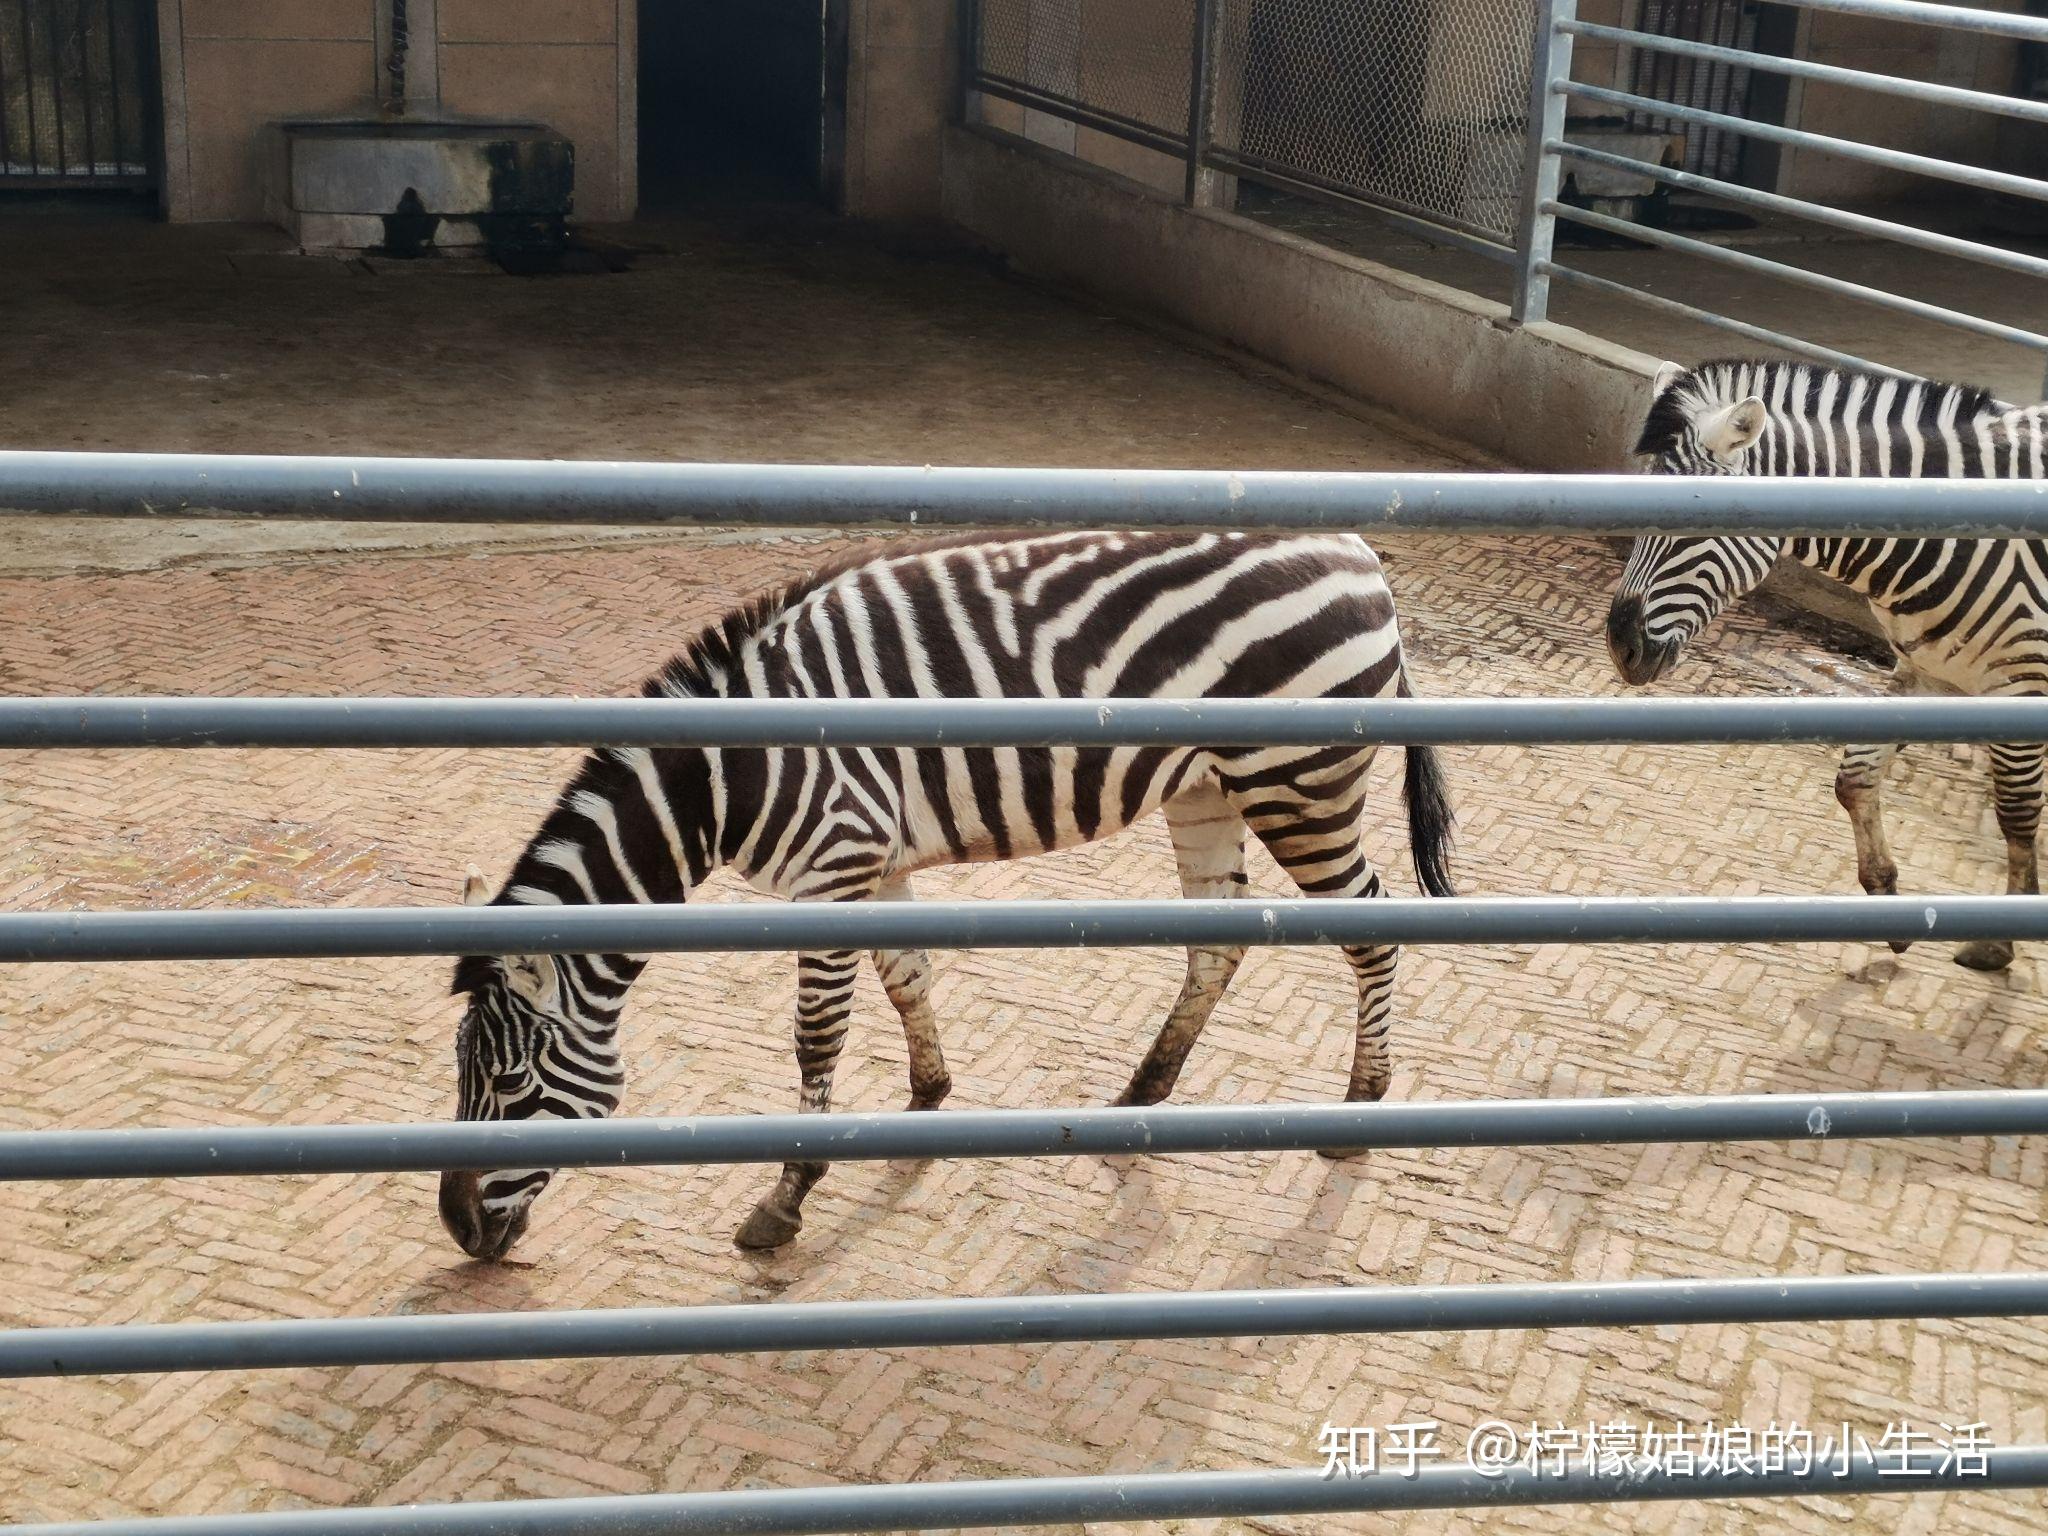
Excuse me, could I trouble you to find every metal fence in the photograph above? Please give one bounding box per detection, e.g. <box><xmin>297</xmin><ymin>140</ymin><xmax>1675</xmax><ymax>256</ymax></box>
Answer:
<box><xmin>961</xmin><ymin>0</ymin><xmax>2048</xmax><ymax>391</ymax></box>
<box><xmin>1519</xmin><ymin>0</ymin><xmax>2048</xmax><ymax>393</ymax></box>
<box><xmin>1623</xmin><ymin>0</ymin><xmax>1766</xmax><ymax>179</ymax></box>
<box><xmin>964</xmin><ymin>0</ymin><xmax>1537</xmax><ymax>250</ymax></box>
<box><xmin>0</xmin><ymin>0</ymin><xmax>158</xmax><ymax>188</ymax></box>
<box><xmin>6</xmin><ymin>451</ymin><xmax>2048</xmax><ymax>1533</ymax></box>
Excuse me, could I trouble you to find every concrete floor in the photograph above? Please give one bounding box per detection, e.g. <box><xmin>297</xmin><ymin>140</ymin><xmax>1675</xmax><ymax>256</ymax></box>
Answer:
<box><xmin>1241</xmin><ymin>188</ymin><xmax>2048</xmax><ymax>406</ymax></box>
<box><xmin>0</xmin><ymin>206</ymin><xmax>1478</xmax><ymax>575</ymax></box>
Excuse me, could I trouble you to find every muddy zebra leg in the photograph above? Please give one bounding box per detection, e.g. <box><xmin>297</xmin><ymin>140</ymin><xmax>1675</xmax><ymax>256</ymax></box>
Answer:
<box><xmin>1114</xmin><ymin>781</ymin><xmax>1249</xmax><ymax>1108</ymax></box>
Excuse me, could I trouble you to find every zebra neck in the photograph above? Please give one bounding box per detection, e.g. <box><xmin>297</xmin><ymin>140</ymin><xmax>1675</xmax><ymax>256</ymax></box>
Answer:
<box><xmin>497</xmin><ymin>742</ymin><xmax>725</xmax><ymax>1007</ymax></box>
<box><xmin>1789</xmin><ymin>536</ymin><xmax>1941</xmax><ymax>611</ymax></box>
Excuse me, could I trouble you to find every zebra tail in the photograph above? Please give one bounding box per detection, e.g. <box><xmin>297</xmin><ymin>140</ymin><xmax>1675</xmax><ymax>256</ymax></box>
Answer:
<box><xmin>1398</xmin><ymin>669</ymin><xmax>1457</xmax><ymax>898</ymax></box>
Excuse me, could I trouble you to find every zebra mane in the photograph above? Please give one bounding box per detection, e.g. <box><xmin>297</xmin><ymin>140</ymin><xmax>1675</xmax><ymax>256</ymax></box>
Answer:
<box><xmin>643</xmin><ymin>533</ymin><xmax>1015</xmax><ymax>700</ymax></box>
<box><xmin>451</xmin><ymin>953</ymin><xmax>501</xmax><ymax>996</ymax></box>
<box><xmin>1636</xmin><ymin>358</ymin><xmax>2004</xmax><ymax>458</ymax></box>
<box><xmin>453</xmin><ymin>533</ymin><xmax>1027</xmax><ymax>995</ymax></box>
<box><xmin>644</xmin><ymin>561</ymin><xmax>856</xmax><ymax>700</ymax></box>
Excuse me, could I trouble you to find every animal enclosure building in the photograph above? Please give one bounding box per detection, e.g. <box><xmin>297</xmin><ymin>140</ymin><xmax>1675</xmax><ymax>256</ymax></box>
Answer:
<box><xmin>7</xmin><ymin>0</ymin><xmax>2043</xmax><ymax>431</ymax></box>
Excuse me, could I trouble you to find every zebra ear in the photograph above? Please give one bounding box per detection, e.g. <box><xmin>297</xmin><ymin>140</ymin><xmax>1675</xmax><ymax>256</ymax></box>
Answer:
<box><xmin>1652</xmin><ymin>361</ymin><xmax>1683</xmax><ymax>398</ymax></box>
<box><xmin>503</xmin><ymin>952</ymin><xmax>559</xmax><ymax>1009</ymax></box>
<box><xmin>462</xmin><ymin>865</ymin><xmax>491</xmax><ymax>907</ymax></box>
<box><xmin>1701</xmin><ymin>396</ymin><xmax>1768</xmax><ymax>458</ymax></box>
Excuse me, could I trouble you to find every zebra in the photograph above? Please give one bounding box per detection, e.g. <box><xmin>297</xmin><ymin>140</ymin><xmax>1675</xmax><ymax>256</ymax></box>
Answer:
<box><xmin>438</xmin><ymin>529</ymin><xmax>1457</xmax><ymax>1260</ymax></box>
<box><xmin>1606</xmin><ymin>356</ymin><xmax>2048</xmax><ymax>972</ymax></box>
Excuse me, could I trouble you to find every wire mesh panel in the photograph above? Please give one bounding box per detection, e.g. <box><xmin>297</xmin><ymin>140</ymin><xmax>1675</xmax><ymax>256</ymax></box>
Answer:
<box><xmin>1212</xmin><ymin>0</ymin><xmax>1538</xmax><ymax>237</ymax></box>
<box><xmin>976</xmin><ymin>0</ymin><xmax>1196</xmax><ymax>140</ymax></box>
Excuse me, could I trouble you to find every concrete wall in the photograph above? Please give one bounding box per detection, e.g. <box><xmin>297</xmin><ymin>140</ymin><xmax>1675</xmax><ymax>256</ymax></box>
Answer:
<box><xmin>154</xmin><ymin>0</ymin><xmax>635</xmax><ymax>223</ymax></box>
<box><xmin>842</xmin><ymin>0</ymin><xmax>955</xmax><ymax>218</ymax></box>
<box><xmin>941</xmin><ymin>123</ymin><xmax>1662</xmax><ymax>471</ymax></box>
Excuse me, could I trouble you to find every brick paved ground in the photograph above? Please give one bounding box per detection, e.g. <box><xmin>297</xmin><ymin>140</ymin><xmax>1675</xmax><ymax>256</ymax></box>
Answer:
<box><xmin>1</xmin><ymin>528</ymin><xmax>2043</xmax><ymax>1535</ymax></box>
<box><xmin>1</xmin><ymin>212</ymin><xmax>2042</xmax><ymax>1534</ymax></box>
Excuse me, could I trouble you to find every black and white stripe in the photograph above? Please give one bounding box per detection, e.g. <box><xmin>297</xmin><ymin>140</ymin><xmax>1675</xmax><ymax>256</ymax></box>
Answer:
<box><xmin>1606</xmin><ymin>358</ymin><xmax>2048</xmax><ymax>973</ymax></box>
<box><xmin>439</xmin><ymin>530</ymin><xmax>1457</xmax><ymax>1259</ymax></box>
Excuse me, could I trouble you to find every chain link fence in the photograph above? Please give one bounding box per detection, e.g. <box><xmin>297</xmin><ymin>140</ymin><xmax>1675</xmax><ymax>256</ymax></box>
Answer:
<box><xmin>974</xmin><ymin>0</ymin><xmax>1197</xmax><ymax>145</ymax></box>
<box><xmin>966</xmin><ymin>0</ymin><xmax>1537</xmax><ymax>242</ymax></box>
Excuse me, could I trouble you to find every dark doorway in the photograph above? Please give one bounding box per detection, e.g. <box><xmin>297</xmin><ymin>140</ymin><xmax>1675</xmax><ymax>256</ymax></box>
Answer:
<box><xmin>1</xmin><ymin>0</ymin><xmax>161</xmax><ymax>202</ymax></box>
<box><xmin>638</xmin><ymin>0</ymin><xmax>840</xmax><ymax>209</ymax></box>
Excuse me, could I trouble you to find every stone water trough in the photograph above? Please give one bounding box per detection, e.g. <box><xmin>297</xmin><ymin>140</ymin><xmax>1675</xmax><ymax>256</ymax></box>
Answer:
<box><xmin>267</xmin><ymin>118</ymin><xmax>574</xmax><ymax>258</ymax></box>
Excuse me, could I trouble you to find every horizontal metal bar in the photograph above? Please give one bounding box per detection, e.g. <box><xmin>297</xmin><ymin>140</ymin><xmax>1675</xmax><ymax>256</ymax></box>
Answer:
<box><xmin>1545</xmin><ymin>201</ymin><xmax>2048</xmax><ymax>354</ymax></box>
<box><xmin>969</xmin><ymin>75</ymin><xmax>1188</xmax><ymax>158</ymax></box>
<box><xmin>1761</xmin><ymin>0</ymin><xmax>2048</xmax><ymax>43</ymax></box>
<box><xmin>1538</xmin><ymin>261</ymin><xmax>1909</xmax><ymax>377</ymax></box>
<box><xmin>13</xmin><ymin>451</ymin><xmax>2048</xmax><ymax>536</ymax></box>
<box><xmin>1203</xmin><ymin>146</ymin><xmax>1519</xmax><ymax>262</ymax></box>
<box><xmin>1564</xmin><ymin>80</ymin><xmax>2048</xmax><ymax>207</ymax></box>
<box><xmin>5</xmin><ymin>895</ymin><xmax>2048</xmax><ymax>965</ymax></box>
<box><xmin>8</xmin><ymin>1271</ymin><xmax>2043</xmax><ymax>1378</ymax></box>
<box><xmin>6</xmin><ymin>695</ymin><xmax>2048</xmax><ymax>749</ymax></box>
<box><xmin>7</xmin><ymin>1090</ymin><xmax>2045</xmax><ymax>1180</ymax></box>
<box><xmin>1552</xmin><ymin>140</ymin><xmax>2048</xmax><ymax>286</ymax></box>
<box><xmin>14</xmin><ymin>1447</ymin><xmax>2048</xmax><ymax>1534</ymax></box>
<box><xmin>0</xmin><ymin>171</ymin><xmax>154</xmax><ymax>189</ymax></box>
<box><xmin>1563</xmin><ymin>19</ymin><xmax>2048</xmax><ymax>126</ymax></box>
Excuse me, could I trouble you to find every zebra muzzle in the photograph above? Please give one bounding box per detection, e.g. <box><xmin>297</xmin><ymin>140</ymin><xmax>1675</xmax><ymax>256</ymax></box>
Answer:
<box><xmin>438</xmin><ymin>1169</ymin><xmax>530</xmax><ymax>1261</ymax></box>
<box><xmin>1605</xmin><ymin>595</ymin><xmax>1674</xmax><ymax>685</ymax></box>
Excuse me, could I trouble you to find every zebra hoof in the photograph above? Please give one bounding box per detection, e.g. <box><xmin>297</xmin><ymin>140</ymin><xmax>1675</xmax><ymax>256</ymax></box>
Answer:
<box><xmin>734</xmin><ymin>1202</ymin><xmax>803</xmax><ymax>1250</ymax></box>
<box><xmin>1319</xmin><ymin>1083</ymin><xmax>1385</xmax><ymax>1157</ymax></box>
<box><xmin>906</xmin><ymin>1077</ymin><xmax>953</xmax><ymax>1111</ymax></box>
<box><xmin>1887</xmin><ymin>939</ymin><xmax>1914</xmax><ymax>955</ymax></box>
<box><xmin>1955</xmin><ymin>940</ymin><xmax>2015</xmax><ymax>972</ymax></box>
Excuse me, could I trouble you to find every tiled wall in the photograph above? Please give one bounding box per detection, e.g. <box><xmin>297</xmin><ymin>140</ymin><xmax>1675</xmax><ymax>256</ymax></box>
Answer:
<box><xmin>160</xmin><ymin>0</ymin><xmax>379</xmax><ymax>221</ymax></box>
<box><xmin>156</xmin><ymin>0</ymin><xmax>635</xmax><ymax>223</ymax></box>
<box><xmin>437</xmin><ymin>0</ymin><xmax>636</xmax><ymax>220</ymax></box>
<box><xmin>843</xmin><ymin>0</ymin><xmax>955</xmax><ymax>218</ymax></box>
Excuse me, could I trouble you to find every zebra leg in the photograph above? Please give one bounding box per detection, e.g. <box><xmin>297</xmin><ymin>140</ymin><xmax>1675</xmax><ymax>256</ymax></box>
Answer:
<box><xmin>1834</xmin><ymin>741</ymin><xmax>1907</xmax><ymax>951</ymax></box>
<box><xmin>734</xmin><ymin>946</ymin><xmax>860</xmax><ymax>1250</ymax></box>
<box><xmin>1956</xmin><ymin>742</ymin><xmax>2043</xmax><ymax>972</ymax></box>
<box><xmin>872</xmin><ymin>875</ymin><xmax>952</xmax><ymax>1111</ymax></box>
<box><xmin>1238</xmin><ymin>785</ymin><xmax>1395</xmax><ymax>1159</ymax></box>
<box><xmin>1113</xmin><ymin>782</ymin><xmax>1249</xmax><ymax>1107</ymax></box>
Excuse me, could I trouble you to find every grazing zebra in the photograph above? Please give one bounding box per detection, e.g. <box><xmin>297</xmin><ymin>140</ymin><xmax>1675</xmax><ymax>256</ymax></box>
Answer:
<box><xmin>439</xmin><ymin>530</ymin><xmax>1456</xmax><ymax>1260</ymax></box>
<box><xmin>1606</xmin><ymin>357</ymin><xmax>2048</xmax><ymax>971</ymax></box>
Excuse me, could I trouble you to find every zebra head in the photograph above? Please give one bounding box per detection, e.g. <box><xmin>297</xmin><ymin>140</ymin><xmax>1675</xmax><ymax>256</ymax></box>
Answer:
<box><xmin>1608</xmin><ymin>366</ymin><xmax>1779</xmax><ymax>684</ymax></box>
<box><xmin>438</xmin><ymin>866</ymin><xmax>625</xmax><ymax>1261</ymax></box>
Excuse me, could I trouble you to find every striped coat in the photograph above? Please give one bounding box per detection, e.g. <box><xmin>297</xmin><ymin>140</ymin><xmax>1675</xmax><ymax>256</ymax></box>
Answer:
<box><xmin>1607</xmin><ymin>358</ymin><xmax>2047</xmax><ymax>972</ymax></box>
<box><xmin>440</xmin><ymin>530</ymin><xmax>1456</xmax><ymax>1259</ymax></box>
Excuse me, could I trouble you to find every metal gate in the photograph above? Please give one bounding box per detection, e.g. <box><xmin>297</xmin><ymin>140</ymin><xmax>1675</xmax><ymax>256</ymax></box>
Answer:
<box><xmin>1624</xmin><ymin>0</ymin><xmax>1760</xmax><ymax>178</ymax></box>
<box><xmin>0</xmin><ymin>0</ymin><xmax>158</xmax><ymax>189</ymax></box>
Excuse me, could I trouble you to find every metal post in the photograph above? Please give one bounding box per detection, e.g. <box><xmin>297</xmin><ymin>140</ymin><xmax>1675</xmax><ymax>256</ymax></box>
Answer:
<box><xmin>1511</xmin><ymin>0</ymin><xmax>1576</xmax><ymax>323</ymax></box>
<box><xmin>954</xmin><ymin>0</ymin><xmax>981</xmax><ymax>125</ymax></box>
<box><xmin>1184</xmin><ymin>0</ymin><xmax>1222</xmax><ymax>205</ymax></box>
